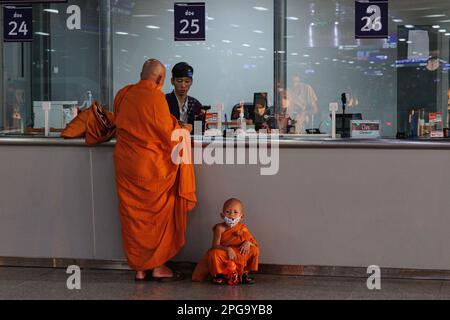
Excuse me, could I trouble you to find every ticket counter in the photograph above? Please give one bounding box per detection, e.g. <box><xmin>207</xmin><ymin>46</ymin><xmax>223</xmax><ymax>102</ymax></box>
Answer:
<box><xmin>2</xmin><ymin>0</ymin><xmax>450</xmax><ymax>278</ymax></box>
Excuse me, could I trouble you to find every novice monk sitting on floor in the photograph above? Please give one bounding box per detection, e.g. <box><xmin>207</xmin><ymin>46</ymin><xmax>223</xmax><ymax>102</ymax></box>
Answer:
<box><xmin>192</xmin><ymin>198</ymin><xmax>259</xmax><ymax>285</ymax></box>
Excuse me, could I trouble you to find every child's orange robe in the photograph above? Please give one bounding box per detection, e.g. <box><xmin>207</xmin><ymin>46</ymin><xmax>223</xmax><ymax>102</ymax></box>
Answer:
<box><xmin>192</xmin><ymin>223</ymin><xmax>259</xmax><ymax>282</ymax></box>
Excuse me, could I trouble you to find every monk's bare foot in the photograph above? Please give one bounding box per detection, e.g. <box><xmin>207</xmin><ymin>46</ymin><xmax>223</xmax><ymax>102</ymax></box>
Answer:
<box><xmin>152</xmin><ymin>265</ymin><xmax>174</xmax><ymax>278</ymax></box>
<box><xmin>135</xmin><ymin>271</ymin><xmax>146</xmax><ymax>280</ymax></box>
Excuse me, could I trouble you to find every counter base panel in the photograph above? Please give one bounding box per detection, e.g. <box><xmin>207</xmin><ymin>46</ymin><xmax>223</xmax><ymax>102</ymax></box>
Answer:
<box><xmin>1</xmin><ymin>145</ymin><xmax>450</xmax><ymax>271</ymax></box>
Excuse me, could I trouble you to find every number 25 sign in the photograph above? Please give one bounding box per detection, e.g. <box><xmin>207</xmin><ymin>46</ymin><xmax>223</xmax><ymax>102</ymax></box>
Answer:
<box><xmin>174</xmin><ymin>2</ymin><xmax>205</xmax><ymax>41</ymax></box>
<box><xmin>355</xmin><ymin>1</ymin><xmax>388</xmax><ymax>39</ymax></box>
<box><xmin>4</xmin><ymin>7</ymin><xmax>33</xmax><ymax>42</ymax></box>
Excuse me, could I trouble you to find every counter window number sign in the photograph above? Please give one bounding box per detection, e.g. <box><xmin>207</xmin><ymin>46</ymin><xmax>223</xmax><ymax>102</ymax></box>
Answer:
<box><xmin>174</xmin><ymin>2</ymin><xmax>205</xmax><ymax>41</ymax></box>
<box><xmin>4</xmin><ymin>7</ymin><xmax>33</xmax><ymax>42</ymax></box>
<box><xmin>9</xmin><ymin>21</ymin><xmax>28</xmax><ymax>36</ymax></box>
<box><xmin>355</xmin><ymin>1</ymin><xmax>388</xmax><ymax>39</ymax></box>
<box><xmin>362</xmin><ymin>5</ymin><xmax>382</xmax><ymax>31</ymax></box>
<box><xmin>180</xmin><ymin>19</ymin><xmax>200</xmax><ymax>35</ymax></box>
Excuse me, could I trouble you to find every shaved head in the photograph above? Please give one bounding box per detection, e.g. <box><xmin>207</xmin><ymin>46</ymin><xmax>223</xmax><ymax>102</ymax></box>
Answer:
<box><xmin>223</xmin><ymin>198</ymin><xmax>244</xmax><ymax>212</ymax></box>
<box><xmin>140</xmin><ymin>59</ymin><xmax>166</xmax><ymax>87</ymax></box>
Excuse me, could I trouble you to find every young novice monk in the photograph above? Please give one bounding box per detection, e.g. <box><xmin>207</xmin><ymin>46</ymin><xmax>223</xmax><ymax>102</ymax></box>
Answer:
<box><xmin>192</xmin><ymin>198</ymin><xmax>259</xmax><ymax>284</ymax></box>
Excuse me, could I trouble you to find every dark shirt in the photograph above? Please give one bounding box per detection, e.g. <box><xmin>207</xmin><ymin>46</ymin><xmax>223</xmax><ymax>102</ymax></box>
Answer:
<box><xmin>254</xmin><ymin>107</ymin><xmax>276</xmax><ymax>131</ymax></box>
<box><xmin>165</xmin><ymin>91</ymin><xmax>204</xmax><ymax>127</ymax></box>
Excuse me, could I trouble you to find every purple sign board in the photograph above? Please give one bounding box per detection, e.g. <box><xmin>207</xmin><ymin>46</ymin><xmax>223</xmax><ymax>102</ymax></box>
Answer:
<box><xmin>4</xmin><ymin>6</ymin><xmax>32</xmax><ymax>42</ymax></box>
<box><xmin>355</xmin><ymin>0</ymin><xmax>388</xmax><ymax>39</ymax></box>
<box><xmin>174</xmin><ymin>2</ymin><xmax>205</xmax><ymax>41</ymax></box>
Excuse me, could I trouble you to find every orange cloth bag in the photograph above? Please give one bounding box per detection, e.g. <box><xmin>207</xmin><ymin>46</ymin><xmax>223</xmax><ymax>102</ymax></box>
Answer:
<box><xmin>60</xmin><ymin>101</ymin><xmax>116</xmax><ymax>145</ymax></box>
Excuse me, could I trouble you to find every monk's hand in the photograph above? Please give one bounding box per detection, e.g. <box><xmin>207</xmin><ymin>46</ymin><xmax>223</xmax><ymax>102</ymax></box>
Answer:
<box><xmin>240</xmin><ymin>241</ymin><xmax>252</xmax><ymax>256</ymax></box>
<box><xmin>227</xmin><ymin>247</ymin><xmax>237</xmax><ymax>261</ymax></box>
<box><xmin>182</xmin><ymin>124</ymin><xmax>193</xmax><ymax>133</ymax></box>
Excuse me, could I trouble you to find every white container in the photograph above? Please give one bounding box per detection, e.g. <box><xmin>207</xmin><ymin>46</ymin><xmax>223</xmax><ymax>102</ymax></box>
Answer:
<box><xmin>350</xmin><ymin>120</ymin><xmax>381</xmax><ymax>139</ymax></box>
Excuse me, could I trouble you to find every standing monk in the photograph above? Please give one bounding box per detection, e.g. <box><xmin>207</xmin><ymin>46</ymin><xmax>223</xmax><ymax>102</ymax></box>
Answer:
<box><xmin>114</xmin><ymin>59</ymin><xmax>197</xmax><ymax>281</ymax></box>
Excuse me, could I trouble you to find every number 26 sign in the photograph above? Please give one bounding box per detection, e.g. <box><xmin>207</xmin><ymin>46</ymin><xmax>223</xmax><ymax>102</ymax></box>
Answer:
<box><xmin>355</xmin><ymin>1</ymin><xmax>388</xmax><ymax>39</ymax></box>
<box><xmin>4</xmin><ymin>7</ymin><xmax>33</xmax><ymax>42</ymax></box>
<box><xmin>174</xmin><ymin>2</ymin><xmax>205</xmax><ymax>41</ymax></box>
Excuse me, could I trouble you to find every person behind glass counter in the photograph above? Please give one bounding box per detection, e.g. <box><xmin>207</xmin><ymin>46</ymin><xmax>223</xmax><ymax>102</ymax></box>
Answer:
<box><xmin>286</xmin><ymin>75</ymin><xmax>318</xmax><ymax>132</ymax></box>
<box><xmin>254</xmin><ymin>103</ymin><xmax>275</xmax><ymax>132</ymax></box>
<box><xmin>166</xmin><ymin>62</ymin><xmax>204</xmax><ymax>132</ymax></box>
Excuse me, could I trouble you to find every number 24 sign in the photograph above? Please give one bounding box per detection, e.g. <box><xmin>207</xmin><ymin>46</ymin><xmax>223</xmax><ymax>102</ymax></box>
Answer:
<box><xmin>355</xmin><ymin>1</ymin><xmax>388</xmax><ymax>39</ymax></box>
<box><xmin>4</xmin><ymin>7</ymin><xmax>33</xmax><ymax>42</ymax></box>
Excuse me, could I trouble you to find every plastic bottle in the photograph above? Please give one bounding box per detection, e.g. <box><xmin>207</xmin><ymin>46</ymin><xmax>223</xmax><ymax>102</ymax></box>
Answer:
<box><xmin>87</xmin><ymin>91</ymin><xmax>93</xmax><ymax>108</ymax></box>
<box><xmin>418</xmin><ymin>108</ymin><xmax>425</xmax><ymax>137</ymax></box>
<box><xmin>86</xmin><ymin>90</ymin><xmax>92</xmax><ymax>108</ymax></box>
<box><xmin>410</xmin><ymin>110</ymin><xmax>417</xmax><ymax>138</ymax></box>
<box><xmin>239</xmin><ymin>109</ymin><xmax>246</xmax><ymax>131</ymax></box>
<box><xmin>216</xmin><ymin>104</ymin><xmax>223</xmax><ymax>133</ymax></box>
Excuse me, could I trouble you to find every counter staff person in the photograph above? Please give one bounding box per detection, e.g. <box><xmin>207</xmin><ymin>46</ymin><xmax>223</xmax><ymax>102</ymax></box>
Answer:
<box><xmin>166</xmin><ymin>62</ymin><xmax>204</xmax><ymax>132</ymax></box>
<box><xmin>287</xmin><ymin>75</ymin><xmax>319</xmax><ymax>133</ymax></box>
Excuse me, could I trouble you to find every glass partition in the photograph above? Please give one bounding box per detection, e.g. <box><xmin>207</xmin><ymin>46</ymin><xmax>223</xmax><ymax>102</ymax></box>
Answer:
<box><xmin>285</xmin><ymin>0</ymin><xmax>450</xmax><ymax>138</ymax></box>
<box><xmin>112</xmin><ymin>0</ymin><xmax>274</xmax><ymax>121</ymax></box>
<box><xmin>1</xmin><ymin>0</ymin><xmax>100</xmax><ymax>133</ymax></box>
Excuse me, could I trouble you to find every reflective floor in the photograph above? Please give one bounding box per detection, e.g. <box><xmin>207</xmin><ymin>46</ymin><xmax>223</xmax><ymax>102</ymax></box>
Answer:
<box><xmin>1</xmin><ymin>267</ymin><xmax>450</xmax><ymax>300</ymax></box>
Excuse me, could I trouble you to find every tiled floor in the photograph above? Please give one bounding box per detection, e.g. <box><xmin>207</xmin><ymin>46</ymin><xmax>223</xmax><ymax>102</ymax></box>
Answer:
<box><xmin>0</xmin><ymin>266</ymin><xmax>449</xmax><ymax>300</ymax></box>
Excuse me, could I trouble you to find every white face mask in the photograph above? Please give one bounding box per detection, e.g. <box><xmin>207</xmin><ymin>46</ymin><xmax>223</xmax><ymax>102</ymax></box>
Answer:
<box><xmin>224</xmin><ymin>216</ymin><xmax>241</xmax><ymax>228</ymax></box>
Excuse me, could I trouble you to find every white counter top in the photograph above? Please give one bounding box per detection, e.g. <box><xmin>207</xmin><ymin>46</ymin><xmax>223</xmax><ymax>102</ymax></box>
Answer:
<box><xmin>1</xmin><ymin>135</ymin><xmax>450</xmax><ymax>149</ymax></box>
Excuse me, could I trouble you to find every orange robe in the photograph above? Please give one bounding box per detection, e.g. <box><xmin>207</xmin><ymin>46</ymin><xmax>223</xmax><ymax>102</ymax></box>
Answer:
<box><xmin>60</xmin><ymin>101</ymin><xmax>116</xmax><ymax>145</ymax></box>
<box><xmin>113</xmin><ymin>80</ymin><xmax>196</xmax><ymax>271</ymax></box>
<box><xmin>192</xmin><ymin>223</ymin><xmax>259</xmax><ymax>282</ymax></box>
